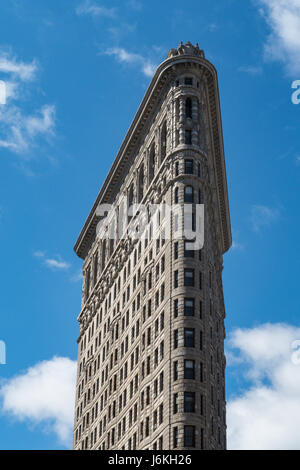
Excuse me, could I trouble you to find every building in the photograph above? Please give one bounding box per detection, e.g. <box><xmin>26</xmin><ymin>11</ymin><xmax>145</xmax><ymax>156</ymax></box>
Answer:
<box><xmin>73</xmin><ymin>42</ymin><xmax>232</xmax><ymax>450</ymax></box>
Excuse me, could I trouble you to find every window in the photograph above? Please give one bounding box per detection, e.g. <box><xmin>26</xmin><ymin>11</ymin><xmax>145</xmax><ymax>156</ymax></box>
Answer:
<box><xmin>184</xmin><ymin>240</ymin><xmax>194</xmax><ymax>258</ymax></box>
<box><xmin>174</xmin><ymin>242</ymin><xmax>179</xmax><ymax>259</ymax></box>
<box><xmin>174</xmin><ymin>270</ymin><xmax>179</xmax><ymax>288</ymax></box>
<box><xmin>159</xmin><ymin>371</ymin><xmax>164</xmax><ymax>392</ymax></box>
<box><xmin>159</xmin><ymin>404</ymin><xmax>163</xmax><ymax>424</ymax></box>
<box><xmin>173</xmin><ymin>393</ymin><xmax>178</xmax><ymax>414</ymax></box>
<box><xmin>184</xmin><ymin>328</ymin><xmax>195</xmax><ymax>348</ymax></box>
<box><xmin>185</xmin><ymin>77</ymin><xmax>193</xmax><ymax>85</ymax></box>
<box><xmin>184</xmin><ymin>426</ymin><xmax>195</xmax><ymax>447</ymax></box>
<box><xmin>184</xmin><ymin>185</ymin><xmax>194</xmax><ymax>203</ymax></box>
<box><xmin>184</xmin><ymin>269</ymin><xmax>194</xmax><ymax>287</ymax></box>
<box><xmin>184</xmin><ymin>159</ymin><xmax>193</xmax><ymax>174</ymax></box>
<box><xmin>173</xmin><ymin>361</ymin><xmax>178</xmax><ymax>381</ymax></box>
<box><xmin>174</xmin><ymin>299</ymin><xmax>179</xmax><ymax>318</ymax></box>
<box><xmin>185</xmin><ymin>129</ymin><xmax>192</xmax><ymax>145</ymax></box>
<box><xmin>149</xmin><ymin>144</ymin><xmax>155</xmax><ymax>182</ymax></box>
<box><xmin>184</xmin><ymin>298</ymin><xmax>194</xmax><ymax>316</ymax></box>
<box><xmin>173</xmin><ymin>427</ymin><xmax>178</xmax><ymax>448</ymax></box>
<box><xmin>185</xmin><ymin>98</ymin><xmax>192</xmax><ymax>119</ymax></box>
<box><xmin>85</xmin><ymin>267</ymin><xmax>91</xmax><ymax>300</ymax></box>
<box><xmin>138</xmin><ymin>166</ymin><xmax>144</xmax><ymax>203</ymax></box>
<box><xmin>145</xmin><ymin>417</ymin><xmax>150</xmax><ymax>437</ymax></box>
<box><xmin>174</xmin><ymin>187</ymin><xmax>179</xmax><ymax>204</ymax></box>
<box><xmin>161</xmin><ymin>121</ymin><xmax>167</xmax><ymax>160</ymax></box>
<box><xmin>184</xmin><ymin>392</ymin><xmax>195</xmax><ymax>412</ymax></box>
<box><xmin>175</xmin><ymin>161</ymin><xmax>179</xmax><ymax>176</ymax></box>
<box><xmin>173</xmin><ymin>330</ymin><xmax>178</xmax><ymax>349</ymax></box>
<box><xmin>93</xmin><ymin>254</ymin><xmax>98</xmax><ymax>286</ymax></box>
<box><xmin>184</xmin><ymin>360</ymin><xmax>195</xmax><ymax>379</ymax></box>
<box><xmin>198</xmin><ymin>188</ymin><xmax>202</xmax><ymax>204</ymax></box>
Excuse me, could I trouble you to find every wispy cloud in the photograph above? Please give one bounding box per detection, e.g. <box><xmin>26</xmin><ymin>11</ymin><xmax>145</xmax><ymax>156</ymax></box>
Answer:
<box><xmin>76</xmin><ymin>0</ymin><xmax>116</xmax><ymax>18</ymax></box>
<box><xmin>34</xmin><ymin>251</ymin><xmax>70</xmax><ymax>271</ymax></box>
<box><xmin>70</xmin><ymin>269</ymin><xmax>83</xmax><ymax>283</ymax></box>
<box><xmin>103</xmin><ymin>47</ymin><xmax>157</xmax><ymax>77</ymax></box>
<box><xmin>232</xmin><ymin>240</ymin><xmax>245</xmax><ymax>251</ymax></box>
<box><xmin>126</xmin><ymin>0</ymin><xmax>142</xmax><ymax>11</ymax></box>
<box><xmin>250</xmin><ymin>204</ymin><xmax>280</xmax><ymax>232</ymax></box>
<box><xmin>238</xmin><ymin>65</ymin><xmax>263</xmax><ymax>75</ymax></box>
<box><xmin>227</xmin><ymin>323</ymin><xmax>300</xmax><ymax>449</ymax></box>
<box><xmin>258</xmin><ymin>0</ymin><xmax>300</xmax><ymax>75</ymax></box>
<box><xmin>0</xmin><ymin>52</ymin><xmax>37</xmax><ymax>82</ymax></box>
<box><xmin>0</xmin><ymin>49</ymin><xmax>56</xmax><ymax>157</ymax></box>
<box><xmin>0</xmin><ymin>357</ymin><xmax>76</xmax><ymax>447</ymax></box>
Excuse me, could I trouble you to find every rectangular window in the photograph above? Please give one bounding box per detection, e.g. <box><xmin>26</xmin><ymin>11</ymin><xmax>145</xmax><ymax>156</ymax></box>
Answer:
<box><xmin>184</xmin><ymin>328</ymin><xmax>195</xmax><ymax>348</ymax></box>
<box><xmin>174</xmin><ymin>330</ymin><xmax>178</xmax><ymax>349</ymax></box>
<box><xmin>174</xmin><ymin>242</ymin><xmax>179</xmax><ymax>260</ymax></box>
<box><xmin>174</xmin><ymin>270</ymin><xmax>179</xmax><ymax>288</ymax></box>
<box><xmin>173</xmin><ymin>393</ymin><xmax>178</xmax><ymax>414</ymax></box>
<box><xmin>184</xmin><ymin>241</ymin><xmax>194</xmax><ymax>258</ymax></box>
<box><xmin>184</xmin><ymin>269</ymin><xmax>194</xmax><ymax>287</ymax></box>
<box><xmin>184</xmin><ymin>425</ymin><xmax>195</xmax><ymax>447</ymax></box>
<box><xmin>173</xmin><ymin>361</ymin><xmax>178</xmax><ymax>381</ymax></box>
<box><xmin>184</xmin><ymin>159</ymin><xmax>194</xmax><ymax>174</ymax></box>
<box><xmin>185</xmin><ymin>77</ymin><xmax>193</xmax><ymax>85</ymax></box>
<box><xmin>184</xmin><ymin>298</ymin><xmax>194</xmax><ymax>316</ymax></box>
<box><xmin>173</xmin><ymin>427</ymin><xmax>178</xmax><ymax>448</ymax></box>
<box><xmin>184</xmin><ymin>360</ymin><xmax>195</xmax><ymax>379</ymax></box>
<box><xmin>184</xmin><ymin>392</ymin><xmax>195</xmax><ymax>412</ymax></box>
<box><xmin>174</xmin><ymin>299</ymin><xmax>179</xmax><ymax>318</ymax></box>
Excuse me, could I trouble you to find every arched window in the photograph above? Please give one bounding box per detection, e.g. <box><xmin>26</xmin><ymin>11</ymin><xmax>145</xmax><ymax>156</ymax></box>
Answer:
<box><xmin>161</xmin><ymin>121</ymin><xmax>167</xmax><ymax>160</ymax></box>
<box><xmin>149</xmin><ymin>143</ymin><xmax>155</xmax><ymax>183</ymax></box>
<box><xmin>184</xmin><ymin>185</ymin><xmax>194</xmax><ymax>203</ymax></box>
<box><xmin>185</xmin><ymin>98</ymin><xmax>192</xmax><ymax>119</ymax></box>
<box><xmin>138</xmin><ymin>166</ymin><xmax>144</xmax><ymax>203</ymax></box>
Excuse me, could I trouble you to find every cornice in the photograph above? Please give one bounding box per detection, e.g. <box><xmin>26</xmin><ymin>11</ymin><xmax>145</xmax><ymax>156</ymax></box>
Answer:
<box><xmin>74</xmin><ymin>49</ymin><xmax>232</xmax><ymax>259</ymax></box>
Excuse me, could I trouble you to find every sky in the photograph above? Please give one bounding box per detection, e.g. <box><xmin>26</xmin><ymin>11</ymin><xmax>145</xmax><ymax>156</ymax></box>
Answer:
<box><xmin>0</xmin><ymin>0</ymin><xmax>300</xmax><ymax>450</ymax></box>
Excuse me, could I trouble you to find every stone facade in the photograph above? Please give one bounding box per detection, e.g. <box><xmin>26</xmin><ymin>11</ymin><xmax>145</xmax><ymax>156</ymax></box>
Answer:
<box><xmin>73</xmin><ymin>42</ymin><xmax>232</xmax><ymax>450</ymax></box>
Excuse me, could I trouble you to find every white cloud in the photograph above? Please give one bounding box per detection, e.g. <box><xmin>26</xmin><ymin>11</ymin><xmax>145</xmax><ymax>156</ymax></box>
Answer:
<box><xmin>231</xmin><ymin>240</ymin><xmax>244</xmax><ymax>250</ymax></box>
<box><xmin>34</xmin><ymin>251</ymin><xmax>70</xmax><ymax>270</ymax></box>
<box><xmin>104</xmin><ymin>47</ymin><xmax>157</xmax><ymax>77</ymax></box>
<box><xmin>238</xmin><ymin>65</ymin><xmax>263</xmax><ymax>75</ymax></box>
<box><xmin>0</xmin><ymin>52</ymin><xmax>37</xmax><ymax>81</ymax></box>
<box><xmin>227</xmin><ymin>323</ymin><xmax>300</xmax><ymax>450</ymax></box>
<box><xmin>258</xmin><ymin>0</ymin><xmax>300</xmax><ymax>75</ymax></box>
<box><xmin>70</xmin><ymin>269</ymin><xmax>83</xmax><ymax>283</ymax></box>
<box><xmin>0</xmin><ymin>357</ymin><xmax>77</xmax><ymax>447</ymax></box>
<box><xmin>0</xmin><ymin>104</ymin><xmax>56</xmax><ymax>154</ymax></box>
<box><xmin>250</xmin><ymin>204</ymin><xmax>280</xmax><ymax>232</ymax></box>
<box><xmin>44</xmin><ymin>259</ymin><xmax>70</xmax><ymax>270</ymax></box>
<box><xmin>76</xmin><ymin>0</ymin><xmax>116</xmax><ymax>18</ymax></box>
<box><xmin>0</xmin><ymin>49</ymin><xmax>56</xmax><ymax>156</ymax></box>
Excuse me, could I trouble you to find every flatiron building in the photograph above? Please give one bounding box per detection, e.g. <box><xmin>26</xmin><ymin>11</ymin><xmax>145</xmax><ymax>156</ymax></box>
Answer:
<box><xmin>73</xmin><ymin>42</ymin><xmax>232</xmax><ymax>450</ymax></box>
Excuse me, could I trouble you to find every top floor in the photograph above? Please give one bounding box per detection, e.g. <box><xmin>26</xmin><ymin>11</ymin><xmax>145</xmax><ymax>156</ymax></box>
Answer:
<box><xmin>74</xmin><ymin>42</ymin><xmax>231</xmax><ymax>261</ymax></box>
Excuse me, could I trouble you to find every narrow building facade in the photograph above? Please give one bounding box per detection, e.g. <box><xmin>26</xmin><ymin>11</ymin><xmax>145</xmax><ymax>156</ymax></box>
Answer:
<box><xmin>73</xmin><ymin>42</ymin><xmax>232</xmax><ymax>450</ymax></box>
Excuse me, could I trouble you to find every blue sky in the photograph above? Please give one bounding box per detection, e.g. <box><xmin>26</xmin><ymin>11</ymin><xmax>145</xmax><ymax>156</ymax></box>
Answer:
<box><xmin>0</xmin><ymin>0</ymin><xmax>300</xmax><ymax>450</ymax></box>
